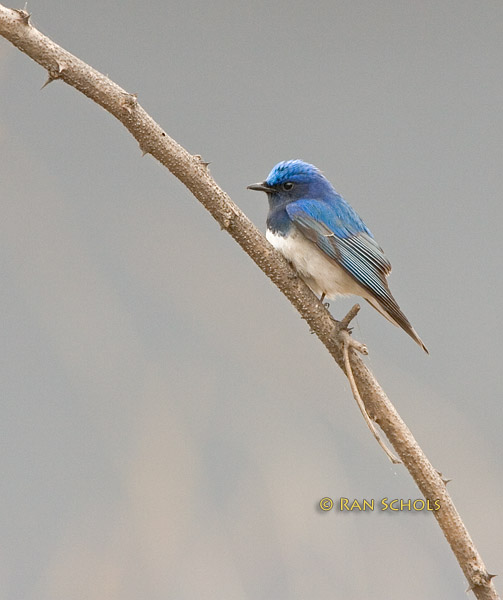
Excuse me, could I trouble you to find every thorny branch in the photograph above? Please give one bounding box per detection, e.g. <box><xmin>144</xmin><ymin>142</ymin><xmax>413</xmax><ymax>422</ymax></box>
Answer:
<box><xmin>0</xmin><ymin>6</ymin><xmax>498</xmax><ymax>599</ymax></box>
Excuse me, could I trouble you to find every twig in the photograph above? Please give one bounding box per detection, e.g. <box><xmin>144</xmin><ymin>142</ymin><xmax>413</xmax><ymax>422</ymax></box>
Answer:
<box><xmin>334</xmin><ymin>306</ymin><xmax>400</xmax><ymax>464</ymax></box>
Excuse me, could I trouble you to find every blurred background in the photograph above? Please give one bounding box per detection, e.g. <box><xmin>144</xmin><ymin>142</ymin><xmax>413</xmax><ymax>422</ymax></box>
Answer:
<box><xmin>1</xmin><ymin>1</ymin><xmax>502</xmax><ymax>598</ymax></box>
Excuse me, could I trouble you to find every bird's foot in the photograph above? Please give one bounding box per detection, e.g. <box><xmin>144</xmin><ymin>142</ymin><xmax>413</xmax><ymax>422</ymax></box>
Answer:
<box><xmin>319</xmin><ymin>294</ymin><xmax>331</xmax><ymax>309</ymax></box>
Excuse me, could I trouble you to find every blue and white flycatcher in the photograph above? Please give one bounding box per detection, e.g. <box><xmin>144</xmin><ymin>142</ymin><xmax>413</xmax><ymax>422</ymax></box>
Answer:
<box><xmin>248</xmin><ymin>160</ymin><xmax>427</xmax><ymax>353</ymax></box>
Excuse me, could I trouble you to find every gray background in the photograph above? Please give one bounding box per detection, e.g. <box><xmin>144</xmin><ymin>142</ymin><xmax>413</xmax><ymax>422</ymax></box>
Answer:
<box><xmin>1</xmin><ymin>1</ymin><xmax>502</xmax><ymax>599</ymax></box>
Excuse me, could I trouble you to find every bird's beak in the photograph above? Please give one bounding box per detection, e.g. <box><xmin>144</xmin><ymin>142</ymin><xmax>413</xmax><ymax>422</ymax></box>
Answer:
<box><xmin>247</xmin><ymin>181</ymin><xmax>272</xmax><ymax>193</ymax></box>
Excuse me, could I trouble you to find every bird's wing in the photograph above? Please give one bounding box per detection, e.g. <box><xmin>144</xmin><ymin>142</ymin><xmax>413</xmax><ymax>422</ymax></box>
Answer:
<box><xmin>285</xmin><ymin>198</ymin><xmax>394</xmax><ymax>304</ymax></box>
<box><xmin>285</xmin><ymin>199</ymin><xmax>428</xmax><ymax>353</ymax></box>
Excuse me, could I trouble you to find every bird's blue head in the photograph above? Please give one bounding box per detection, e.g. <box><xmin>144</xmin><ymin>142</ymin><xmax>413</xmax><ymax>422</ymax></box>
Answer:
<box><xmin>247</xmin><ymin>160</ymin><xmax>335</xmax><ymax>207</ymax></box>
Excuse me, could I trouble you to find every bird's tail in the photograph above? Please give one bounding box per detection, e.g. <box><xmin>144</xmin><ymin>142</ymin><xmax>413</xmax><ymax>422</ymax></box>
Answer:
<box><xmin>365</xmin><ymin>295</ymin><xmax>428</xmax><ymax>354</ymax></box>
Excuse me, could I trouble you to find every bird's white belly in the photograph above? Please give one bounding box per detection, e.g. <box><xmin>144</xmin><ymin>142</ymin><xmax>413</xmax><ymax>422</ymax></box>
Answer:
<box><xmin>266</xmin><ymin>228</ymin><xmax>364</xmax><ymax>299</ymax></box>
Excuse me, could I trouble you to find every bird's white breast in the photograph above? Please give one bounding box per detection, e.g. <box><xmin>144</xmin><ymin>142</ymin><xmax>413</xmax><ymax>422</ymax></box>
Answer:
<box><xmin>266</xmin><ymin>228</ymin><xmax>365</xmax><ymax>299</ymax></box>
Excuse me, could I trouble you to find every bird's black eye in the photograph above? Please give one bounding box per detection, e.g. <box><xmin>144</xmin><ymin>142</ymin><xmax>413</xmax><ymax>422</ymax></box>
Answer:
<box><xmin>282</xmin><ymin>182</ymin><xmax>294</xmax><ymax>191</ymax></box>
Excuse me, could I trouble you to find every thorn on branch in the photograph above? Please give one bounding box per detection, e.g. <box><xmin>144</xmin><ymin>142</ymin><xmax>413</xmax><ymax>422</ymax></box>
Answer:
<box><xmin>41</xmin><ymin>62</ymin><xmax>67</xmax><ymax>89</ymax></box>
<box><xmin>193</xmin><ymin>154</ymin><xmax>211</xmax><ymax>170</ymax></box>
<box><xmin>121</xmin><ymin>92</ymin><xmax>138</xmax><ymax>115</ymax></box>
<box><xmin>436</xmin><ymin>470</ymin><xmax>452</xmax><ymax>485</ymax></box>
<box><xmin>466</xmin><ymin>565</ymin><xmax>496</xmax><ymax>591</ymax></box>
<box><xmin>41</xmin><ymin>75</ymin><xmax>54</xmax><ymax>90</ymax></box>
<box><xmin>14</xmin><ymin>9</ymin><xmax>31</xmax><ymax>25</ymax></box>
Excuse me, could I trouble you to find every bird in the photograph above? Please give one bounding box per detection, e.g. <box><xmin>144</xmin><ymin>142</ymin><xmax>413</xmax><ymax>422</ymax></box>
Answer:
<box><xmin>247</xmin><ymin>160</ymin><xmax>428</xmax><ymax>353</ymax></box>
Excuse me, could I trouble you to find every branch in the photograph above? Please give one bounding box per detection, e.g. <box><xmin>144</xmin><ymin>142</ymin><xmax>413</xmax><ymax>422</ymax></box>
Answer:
<box><xmin>0</xmin><ymin>6</ymin><xmax>498</xmax><ymax>599</ymax></box>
